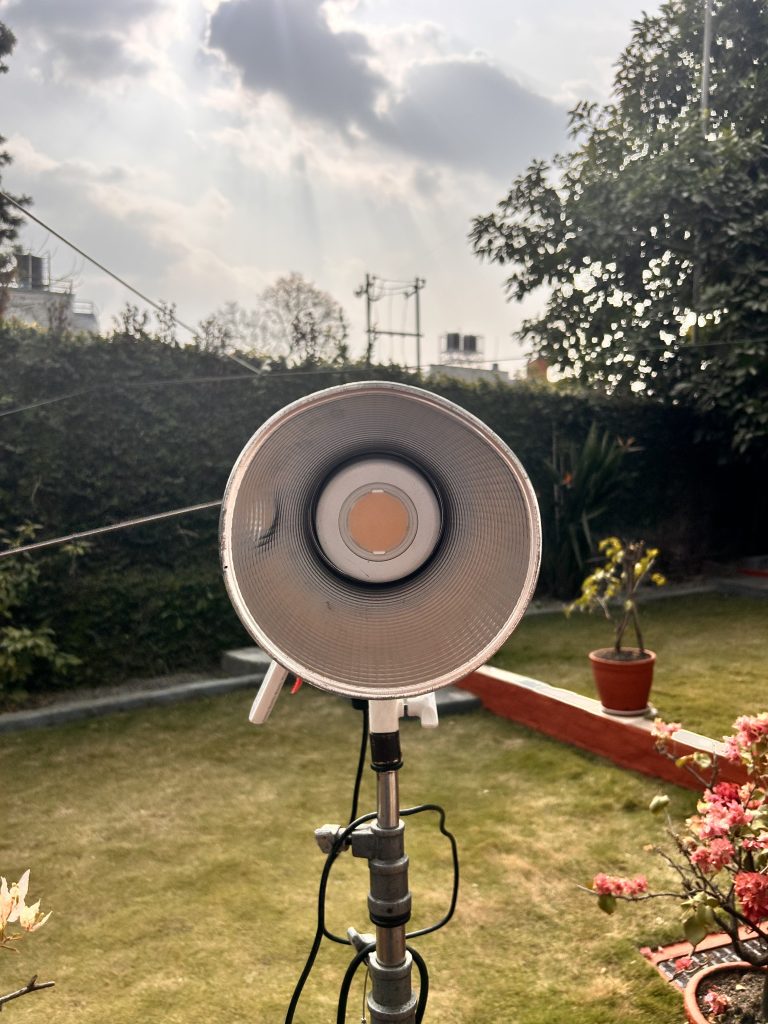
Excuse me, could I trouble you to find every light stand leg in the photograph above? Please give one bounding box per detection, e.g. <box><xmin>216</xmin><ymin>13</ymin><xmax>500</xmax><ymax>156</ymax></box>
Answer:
<box><xmin>364</xmin><ymin>706</ymin><xmax>418</xmax><ymax>1024</ymax></box>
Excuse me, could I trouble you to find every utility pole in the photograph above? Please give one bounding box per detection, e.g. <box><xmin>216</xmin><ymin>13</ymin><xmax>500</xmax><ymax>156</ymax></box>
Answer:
<box><xmin>355</xmin><ymin>274</ymin><xmax>426</xmax><ymax>372</ymax></box>
<box><xmin>409</xmin><ymin>277</ymin><xmax>425</xmax><ymax>374</ymax></box>
<box><xmin>355</xmin><ymin>273</ymin><xmax>377</xmax><ymax>367</ymax></box>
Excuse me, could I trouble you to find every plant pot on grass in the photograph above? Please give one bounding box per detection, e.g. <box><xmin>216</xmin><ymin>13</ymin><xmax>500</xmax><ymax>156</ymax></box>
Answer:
<box><xmin>567</xmin><ymin>538</ymin><xmax>665</xmax><ymax>716</ymax></box>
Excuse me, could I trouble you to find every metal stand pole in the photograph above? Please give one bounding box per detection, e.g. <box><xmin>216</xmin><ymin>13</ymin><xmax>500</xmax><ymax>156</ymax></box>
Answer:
<box><xmin>364</xmin><ymin>702</ymin><xmax>418</xmax><ymax>1024</ymax></box>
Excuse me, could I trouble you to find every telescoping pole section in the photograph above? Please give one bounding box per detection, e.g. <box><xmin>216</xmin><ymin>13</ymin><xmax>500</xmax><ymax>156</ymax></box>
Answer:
<box><xmin>365</xmin><ymin>702</ymin><xmax>418</xmax><ymax>1023</ymax></box>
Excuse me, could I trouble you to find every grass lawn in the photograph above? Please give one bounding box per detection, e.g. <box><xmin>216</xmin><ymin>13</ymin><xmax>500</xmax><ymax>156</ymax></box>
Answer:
<box><xmin>3</xmin><ymin>687</ymin><xmax>698</xmax><ymax>1023</ymax></box>
<box><xmin>492</xmin><ymin>592</ymin><xmax>768</xmax><ymax>739</ymax></box>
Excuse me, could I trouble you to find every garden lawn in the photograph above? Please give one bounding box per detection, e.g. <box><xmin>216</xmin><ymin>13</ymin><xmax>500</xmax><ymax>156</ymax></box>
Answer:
<box><xmin>492</xmin><ymin>592</ymin><xmax>768</xmax><ymax>739</ymax></box>
<box><xmin>3</xmin><ymin>687</ymin><xmax>695</xmax><ymax>1023</ymax></box>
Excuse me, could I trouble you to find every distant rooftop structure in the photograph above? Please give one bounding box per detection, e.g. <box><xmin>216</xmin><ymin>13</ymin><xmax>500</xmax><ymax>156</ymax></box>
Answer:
<box><xmin>427</xmin><ymin>362</ymin><xmax>510</xmax><ymax>384</ymax></box>
<box><xmin>429</xmin><ymin>331</ymin><xmax>511</xmax><ymax>384</ymax></box>
<box><xmin>441</xmin><ymin>332</ymin><xmax>483</xmax><ymax>362</ymax></box>
<box><xmin>2</xmin><ymin>252</ymin><xmax>100</xmax><ymax>334</ymax></box>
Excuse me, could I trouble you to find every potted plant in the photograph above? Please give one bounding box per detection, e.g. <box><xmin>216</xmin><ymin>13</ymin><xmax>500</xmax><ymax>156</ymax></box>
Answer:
<box><xmin>589</xmin><ymin>714</ymin><xmax>768</xmax><ymax>1023</ymax></box>
<box><xmin>567</xmin><ymin>536</ymin><xmax>666</xmax><ymax>715</ymax></box>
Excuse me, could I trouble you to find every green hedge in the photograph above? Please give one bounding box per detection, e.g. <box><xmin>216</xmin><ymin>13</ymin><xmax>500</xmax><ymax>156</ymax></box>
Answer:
<box><xmin>50</xmin><ymin>559</ymin><xmax>250</xmax><ymax>686</ymax></box>
<box><xmin>1</xmin><ymin>323</ymin><xmax>764</xmax><ymax>689</ymax></box>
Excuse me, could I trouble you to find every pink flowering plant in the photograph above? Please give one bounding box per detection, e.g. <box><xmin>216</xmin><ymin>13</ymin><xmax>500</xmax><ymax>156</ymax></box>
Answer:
<box><xmin>590</xmin><ymin>713</ymin><xmax>768</xmax><ymax>1021</ymax></box>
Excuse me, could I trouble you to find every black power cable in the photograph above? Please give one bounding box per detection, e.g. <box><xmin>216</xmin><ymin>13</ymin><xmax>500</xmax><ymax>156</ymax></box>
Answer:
<box><xmin>322</xmin><ymin>803</ymin><xmax>459</xmax><ymax>947</ymax></box>
<box><xmin>335</xmin><ymin>943</ymin><xmax>430</xmax><ymax>1024</ymax></box>
<box><xmin>348</xmin><ymin>699</ymin><xmax>370</xmax><ymax>825</ymax></box>
<box><xmin>283</xmin><ymin>809</ymin><xmax>377</xmax><ymax>1024</ymax></box>
<box><xmin>283</xmin><ymin>706</ymin><xmax>460</xmax><ymax>1023</ymax></box>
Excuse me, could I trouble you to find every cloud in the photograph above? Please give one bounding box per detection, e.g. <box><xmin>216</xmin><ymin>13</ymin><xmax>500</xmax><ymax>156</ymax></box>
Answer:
<box><xmin>207</xmin><ymin>0</ymin><xmax>385</xmax><ymax>132</ymax></box>
<box><xmin>1</xmin><ymin>0</ymin><xmax>166</xmax><ymax>80</ymax></box>
<box><xmin>375</xmin><ymin>58</ymin><xmax>566</xmax><ymax>177</ymax></box>
<box><xmin>205</xmin><ymin>0</ymin><xmax>565</xmax><ymax>177</ymax></box>
<box><xmin>6</xmin><ymin>134</ymin><xmax>278</xmax><ymax>324</ymax></box>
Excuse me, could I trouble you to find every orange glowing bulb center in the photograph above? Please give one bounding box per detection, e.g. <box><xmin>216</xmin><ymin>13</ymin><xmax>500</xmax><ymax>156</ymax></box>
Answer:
<box><xmin>346</xmin><ymin>490</ymin><xmax>411</xmax><ymax>555</ymax></box>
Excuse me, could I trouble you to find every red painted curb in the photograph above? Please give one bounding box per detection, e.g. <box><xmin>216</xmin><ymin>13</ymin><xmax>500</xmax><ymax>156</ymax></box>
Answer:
<box><xmin>457</xmin><ymin>666</ymin><xmax>745</xmax><ymax>790</ymax></box>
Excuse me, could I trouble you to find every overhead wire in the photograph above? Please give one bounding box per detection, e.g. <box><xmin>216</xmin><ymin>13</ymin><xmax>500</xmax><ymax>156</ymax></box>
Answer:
<box><xmin>4</xmin><ymin>334</ymin><xmax>743</xmax><ymax>426</ymax></box>
<box><xmin>0</xmin><ymin>501</ymin><xmax>222</xmax><ymax>560</ymax></box>
<box><xmin>0</xmin><ymin>364</ymin><xmax>420</xmax><ymax>421</ymax></box>
<box><xmin>1</xmin><ymin>190</ymin><xmax>198</xmax><ymax>334</ymax></box>
<box><xmin>2</xmin><ymin>193</ymin><xmax>757</xmax><ymax>361</ymax></box>
<box><xmin>4</xmin><ymin>191</ymin><xmax>742</xmax><ymax>398</ymax></box>
<box><xmin>0</xmin><ymin>190</ymin><xmax>261</xmax><ymax>376</ymax></box>
<box><xmin>7</xmin><ymin>187</ymin><xmax>752</xmax><ymax>546</ymax></box>
<box><xmin>0</xmin><ymin>372</ymin><xmax>258</xmax><ymax>418</ymax></box>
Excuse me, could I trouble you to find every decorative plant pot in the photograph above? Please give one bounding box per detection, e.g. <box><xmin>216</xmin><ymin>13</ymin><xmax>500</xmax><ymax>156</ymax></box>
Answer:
<box><xmin>683</xmin><ymin>961</ymin><xmax>768</xmax><ymax>1023</ymax></box>
<box><xmin>588</xmin><ymin>648</ymin><xmax>656</xmax><ymax>716</ymax></box>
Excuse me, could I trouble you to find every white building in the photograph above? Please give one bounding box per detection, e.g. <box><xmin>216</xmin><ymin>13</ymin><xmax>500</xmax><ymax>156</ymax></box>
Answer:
<box><xmin>428</xmin><ymin>331</ymin><xmax>511</xmax><ymax>384</ymax></box>
<box><xmin>427</xmin><ymin>362</ymin><xmax>511</xmax><ymax>384</ymax></box>
<box><xmin>2</xmin><ymin>253</ymin><xmax>100</xmax><ymax>334</ymax></box>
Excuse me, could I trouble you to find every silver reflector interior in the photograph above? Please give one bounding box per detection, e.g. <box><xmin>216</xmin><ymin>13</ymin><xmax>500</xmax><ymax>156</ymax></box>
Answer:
<box><xmin>220</xmin><ymin>381</ymin><xmax>541</xmax><ymax>700</ymax></box>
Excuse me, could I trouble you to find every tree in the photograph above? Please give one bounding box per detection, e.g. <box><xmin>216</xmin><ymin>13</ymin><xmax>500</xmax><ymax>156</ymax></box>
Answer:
<box><xmin>471</xmin><ymin>0</ymin><xmax>768</xmax><ymax>454</ymax></box>
<box><xmin>195</xmin><ymin>300</ymin><xmax>261</xmax><ymax>353</ymax></box>
<box><xmin>257</xmin><ymin>272</ymin><xmax>348</xmax><ymax>362</ymax></box>
<box><xmin>0</xmin><ymin>21</ymin><xmax>30</xmax><ymax>317</ymax></box>
<box><xmin>198</xmin><ymin>276</ymin><xmax>349</xmax><ymax>362</ymax></box>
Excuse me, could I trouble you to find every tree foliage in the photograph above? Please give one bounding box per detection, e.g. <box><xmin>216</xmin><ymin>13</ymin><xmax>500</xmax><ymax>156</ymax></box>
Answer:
<box><xmin>471</xmin><ymin>0</ymin><xmax>768</xmax><ymax>453</ymax></box>
<box><xmin>0</xmin><ymin>524</ymin><xmax>81</xmax><ymax>703</ymax></box>
<box><xmin>198</xmin><ymin>273</ymin><xmax>349</xmax><ymax>361</ymax></box>
<box><xmin>0</xmin><ymin>20</ymin><xmax>30</xmax><ymax>310</ymax></box>
<box><xmin>258</xmin><ymin>272</ymin><xmax>348</xmax><ymax>361</ymax></box>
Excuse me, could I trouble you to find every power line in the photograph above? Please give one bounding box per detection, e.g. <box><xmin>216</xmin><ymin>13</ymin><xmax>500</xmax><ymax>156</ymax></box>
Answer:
<box><xmin>0</xmin><ymin>364</ymin><xmax>422</xmax><ymax>420</ymax></box>
<box><xmin>355</xmin><ymin>274</ymin><xmax>426</xmax><ymax>369</ymax></box>
<box><xmin>2</xmin><ymin>337</ymin><xmax>750</xmax><ymax>423</ymax></box>
<box><xmin>0</xmin><ymin>500</ymin><xmax>222</xmax><ymax>560</ymax></box>
<box><xmin>0</xmin><ymin>190</ymin><xmax>261</xmax><ymax>376</ymax></box>
<box><xmin>0</xmin><ymin>372</ymin><xmax>257</xmax><ymax>418</ymax></box>
<box><xmin>1</xmin><ymin>191</ymin><xmax>197</xmax><ymax>333</ymax></box>
<box><xmin>0</xmin><ymin>387</ymin><xmax>90</xmax><ymax>418</ymax></box>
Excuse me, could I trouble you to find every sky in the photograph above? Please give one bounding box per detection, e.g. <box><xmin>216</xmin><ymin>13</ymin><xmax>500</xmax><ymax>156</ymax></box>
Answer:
<box><xmin>0</xmin><ymin>0</ymin><xmax>662</xmax><ymax>370</ymax></box>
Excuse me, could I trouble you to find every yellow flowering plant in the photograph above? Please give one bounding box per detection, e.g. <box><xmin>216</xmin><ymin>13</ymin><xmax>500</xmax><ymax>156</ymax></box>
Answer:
<box><xmin>567</xmin><ymin>537</ymin><xmax>666</xmax><ymax>655</ymax></box>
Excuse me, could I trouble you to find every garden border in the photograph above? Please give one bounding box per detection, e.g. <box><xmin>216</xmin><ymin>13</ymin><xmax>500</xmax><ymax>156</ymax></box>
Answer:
<box><xmin>457</xmin><ymin>665</ymin><xmax>746</xmax><ymax>789</ymax></box>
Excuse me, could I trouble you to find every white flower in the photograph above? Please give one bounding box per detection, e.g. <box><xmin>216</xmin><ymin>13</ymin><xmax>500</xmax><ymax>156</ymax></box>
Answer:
<box><xmin>18</xmin><ymin>899</ymin><xmax>52</xmax><ymax>933</ymax></box>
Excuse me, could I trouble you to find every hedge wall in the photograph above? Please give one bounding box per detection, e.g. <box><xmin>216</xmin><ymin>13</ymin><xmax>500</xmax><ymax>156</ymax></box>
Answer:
<box><xmin>1</xmin><ymin>323</ymin><xmax>763</xmax><ymax>692</ymax></box>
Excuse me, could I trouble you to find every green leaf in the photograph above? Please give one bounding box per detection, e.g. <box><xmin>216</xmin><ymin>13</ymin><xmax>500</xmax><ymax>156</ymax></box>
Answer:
<box><xmin>683</xmin><ymin>913</ymin><xmax>709</xmax><ymax>946</ymax></box>
<box><xmin>597</xmin><ymin>893</ymin><xmax>617</xmax><ymax>915</ymax></box>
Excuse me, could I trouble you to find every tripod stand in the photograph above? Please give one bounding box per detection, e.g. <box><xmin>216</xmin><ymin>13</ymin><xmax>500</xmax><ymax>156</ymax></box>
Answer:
<box><xmin>250</xmin><ymin>667</ymin><xmax>456</xmax><ymax>1023</ymax></box>
<box><xmin>315</xmin><ymin>697</ymin><xmax>440</xmax><ymax>1023</ymax></box>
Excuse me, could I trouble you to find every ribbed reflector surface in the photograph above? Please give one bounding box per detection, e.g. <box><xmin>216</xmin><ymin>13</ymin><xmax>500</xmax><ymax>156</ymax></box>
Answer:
<box><xmin>220</xmin><ymin>381</ymin><xmax>541</xmax><ymax>699</ymax></box>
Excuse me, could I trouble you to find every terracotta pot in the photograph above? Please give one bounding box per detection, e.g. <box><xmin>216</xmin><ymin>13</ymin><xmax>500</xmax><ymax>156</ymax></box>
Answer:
<box><xmin>588</xmin><ymin>647</ymin><xmax>656</xmax><ymax>716</ymax></box>
<box><xmin>683</xmin><ymin>961</ymin><xmax>767</xmax><ymax>1023</ymax></box>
